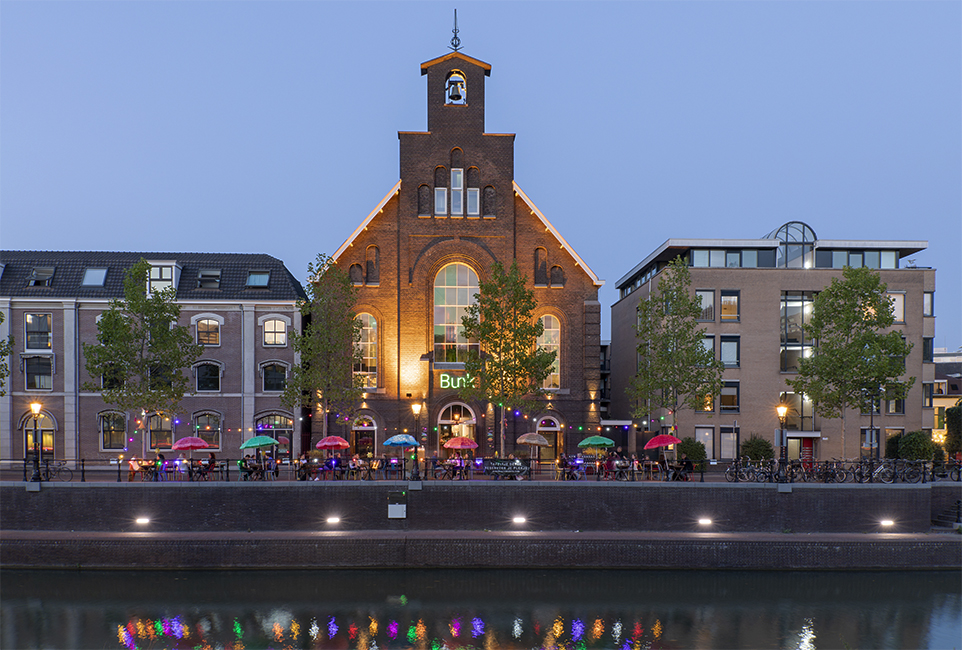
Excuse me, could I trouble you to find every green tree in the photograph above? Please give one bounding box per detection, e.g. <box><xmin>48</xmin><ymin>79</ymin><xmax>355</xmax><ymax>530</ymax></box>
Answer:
<box><xmin>884</xmin><ymin>431</ymin><xmax>903</xmax><ymax>459</ymax></box>
<box><xmin>627</xmin><ymin>256</ymin><xmax>724</xmax><ymax>433</ymax></box>
<box><xmin>459</xmin><ymin>260</ymin><xmax>556</xmax><ymax>457</ymax></box>
<box><xmin>786</xmin><ymin>265</ymin><xmax>915</xmax><ymax>457</ymax></box>
<box><xmin>945</xmin><ymin>401</ymin><xmax>961</xmax><ymax>458</ymax></box>
<box><xmin>281</xmin><ymin>253</ymin><xmax>363</xmax><ymax>441</ymax></box>
<box><xmin>741</xmin><ymin>434</ymin><xmax>775</xmax><ymax>460</ymax></box>
<box><xmin>0</xmin><ymin>312</ymin><xmax>12</xmax><ymax>397</ymax></box>
<box><xmin>678</xmin><ymin>436</ymin><xmax>708</xmax><ymax>471</ymax></box>
<box><xmin>82</xmin><ymin>259</ymin><xmax>202</xmax><ymax>444</ymax></box>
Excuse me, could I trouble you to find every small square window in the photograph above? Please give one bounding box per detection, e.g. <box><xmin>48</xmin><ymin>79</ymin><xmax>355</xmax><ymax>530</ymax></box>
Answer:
<box><xmin>720</xmin><ymin>336</ymin><xmax>740</xmax><ymax>367</ymax></box>
<box><xmin>197</xmin><ymin>319</ymin><xmax>220</xmax><ymax>346</ymax></box>
<box><xmin>720</xmin><ymin>382</ymin><xmax>739</xmax><ymax>412</ymax></box>
<box><xmin>691</xmin><ymin>250</ymin><xmax>709</xmax><ymax>267</ymax></box>
<box><xmin>725</xmin><ymin>251</ymin><xmax>740</xmax><ymax>268</ymax></box>
<box><xmin>264</xmin><ymin>319</ymin><xmax>287</xmax><ymax>346</ymax></box>
<box><xmin>25</xmin><ymin>356</ymin><xmax>53</xmax><ymax>390</ymax></box>
<box><xmin>196</xmin><ymin>364</ymin><xmax>220</xmax><ymax>392</ymax></box>
<box><xmin>25</xmin><ymin>314</ymin><xmax>52</xmax><ymax>350</ymax></box>
<box><xmin>148</xmin><ymin>265</ymin><xmax>174</xmax><ymax>292</ymax></box>
<box><xmin>246</xmin><ymin>271</ymin><xmax>270</xmax><ymax>287</ymax></box>
<box><xmin>709</xmin><ymin>250</ymin><xmax>725</xmax><ymax>268</ymax></box>
<box><xmin>82</xmin><ymin>268</ymin><xmax>107</xmax><ymax>286</ymax></box>
<box><xmin>263</xmin><ymin>364</ymin><xmax>287</xmax><ymax>392</ymax></box>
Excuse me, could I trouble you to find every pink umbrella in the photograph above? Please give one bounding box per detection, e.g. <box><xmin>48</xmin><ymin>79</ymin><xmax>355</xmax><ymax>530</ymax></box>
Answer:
<box><xmin>316</xmin><ymin>436</ymin><xmax>350</xmax><ymax>450</ymax></box>
<box><xmin>644</xmin><ymin>434</ymin><xmax>682</xmax><ymax>450</ymax></box>
<box><xmin>172</xmin><ymin>436</ymin><xmax>209</xmax><ymax>451</ymax></box>
<box><xmin>277</xmin><ymin>436</ymin><xmax>290</xmax><ymax>446</ymax></box>
<box><xmin>443</xmin><ymin>436</ymin><xmax>479</xmax><ymax>450</ymax></box>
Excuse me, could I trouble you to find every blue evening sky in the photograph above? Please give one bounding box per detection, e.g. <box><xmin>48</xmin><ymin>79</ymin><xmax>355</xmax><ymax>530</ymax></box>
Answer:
<box><xmin>2</xmin><ymin>2</ymin><xmax>959</xmax><ymax>350</ymax></box>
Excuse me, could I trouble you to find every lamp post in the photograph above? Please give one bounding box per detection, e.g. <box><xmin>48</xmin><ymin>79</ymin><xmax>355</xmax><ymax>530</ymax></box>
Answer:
<box><xmin>29</xmin><ymin>401</ymin><xmax>42</xmax><ymax>482</ymax></box>
<box><xmin>411</xmin><ymin>402</ymin><xmax>423</xmax><ymax>480</ymax></box>
<box><xmin>776</xmin><ymin>402</ymin><xmax>789</xmax><ymax>482</ymax></box>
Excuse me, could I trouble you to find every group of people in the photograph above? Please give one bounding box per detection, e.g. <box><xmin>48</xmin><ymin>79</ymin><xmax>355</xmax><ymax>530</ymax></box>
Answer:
<box><xmin>127</xmin><ymin>452</ymin><xmax>218</xmax><ymax>481</ymax></box>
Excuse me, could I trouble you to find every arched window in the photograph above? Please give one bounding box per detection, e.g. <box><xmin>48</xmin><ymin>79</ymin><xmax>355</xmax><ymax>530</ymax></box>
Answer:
<box><xmin>147</xmin><ymin>413</ymin><xmax>172</xmax><ymax>450</ymax></box>
<box><xmin>197</xmin><ymin>319</ymin><xmax>219</xmax><ymax>346</ymax></box>
<box><xmin>100</xmin><ymin>411</ymin><xmax>126</xmax><ymax>451</ymax></box>
<box><xmin>263</xmin><ymin>318</ymin><xmax>287</xmax><ymax>347</ymax></box>
<box><xmin>536</xmin><ymin>416</ymin><xmax>562</xmax><ymax>461</ymax></box>
<box><xmin>434</xmin><ymin>263</ymin><xmax>479</xmax><ymax>364</ymax></box>
<box><xmin>192</xmin><ymin>413</ymin><xmax>221</xmax><ymax>449</ymax></box>
<box><xmin>550</xmin><ymin>265</ymin><xmax>566</xmax><ymax>287</ymax></box>
<box><xmin>766</xmin><ymin>221</ymin><xmax>817</xmax><ymax>269</ymax></box>
<box><xmin>195</xmin><ymin>362</ymin><xmax>221</xmax><ymax>392</ymax></box>
<box><xmin>366</xmin><ymin>246</ymin><xmax>380</xmax><ymax>285</ymax></box>
<box><xmin>354</xmin><ymin>313</ymin><xmax>378</xmax><ymax>388</ymax></box>
<box><xmin>438</xmin><ymin>403</ymin><xmax>475</xmax><ymax>456</ymax></box>
<box><xmin>483</xmin><ymin>185</ymin><xmax>497</xmax><ymax>218</ymax></box>
<box><xmin>23</xmin><ymin>412</ymin><xmax>55</xmax><ymax>459</ymax></box>
<box><xmin>352</xmin><ymin>415</ymin><xmax>377</xmax><ymax>456</ymax></box>
<box><xmin>445</xmin><ymin>71</ymin><xmax>466</xmax><ymax>105</ymax></box>
<box><xmin>538</xmin><ymin>315</ymin><xmax>561</xmax><ymax>389</ymax></box>
<box><xmin>261</xmin><ymin>363</ymin><xmax>287</xmax><ymax>392</ymax></box>
<box><xmin>255</xmin><ymin>413</ymin><xmax>293</xmax><ymax>457</ymax></box>
<box><xmin>418</xmin><ymin>184</ymin><xmax>432</xmax><ymax>217</ymax></box>
<box><xmin>450</xmin><ymin>148</ymin><xmax>463</xmax><ymax>169</ymax></box>
<box><xmin>349</xmin><ymin>264</ymin><xmax>364</xmax><ymax>285</ymax></box>
<box><xmin>534</xmin><ymin>248</ymin><xmax>548</xmax><ymax>286</ymax></box>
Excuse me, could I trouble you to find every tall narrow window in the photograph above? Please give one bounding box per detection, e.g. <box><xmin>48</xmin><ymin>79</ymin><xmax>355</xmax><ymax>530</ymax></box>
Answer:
<box><xmin>696</xmin><ymin>291</ymin><xmax>714</xmax><ymax>321</ymax></box>
<box><xmin>534</xmin><ymin>248</ymin><xmax>548</xmax><ymax>286</ymax></box>
<box><xmin>418</xmin><ymin>185</ymin><xmax>432</xmax><ymax>217</ymax></box>
<box><xmin>434</xmin><ymin>263</ymin><xmax>479</xmax><ymax>364</ymax></box>
<box><xmin>100</xmin><ymin>412</ymin><xmax>126</xmax><ymax>451</ymax></box>
<box><xmin>25</xmin><ymin>314</ymin><xmax>51</xmax><ymax>349</ymax></box>
<box><xmin>24</xmin><ymin>413</ymin><xmax>54</xmax><ymax>458</ymax></box>
<box><xmin>450</xmin><ymin>169</ymin><xmax>463</xmax><ymax>216</ymax></box>
<box><xmin>197</xmin><ymin>319</ymin><xmax>219</xmax><ymax>346</ymax></box>
<box><xmin>781</xmin><ymin>291</ymin><xmax>815</xmax><ymax>372</ymax></box>
<box><xmin>366</xmin><ymin>246</ymin><xmax>380</xmax><ymax>285</ymax></box>
<box><xmin>148</xmin><ymin>414</ymin><xmax>172</xmax><ymax>450</ymax></box>
<box><xmin>538</xmin><ymin>315</ymin><xmax>561</xmax><ymax>389</ymax></box>
<box><xmin>720</xmin><ymin>290</ymin><xmax>739</xmax><ymax>321</ymax></box>
<box><xmin>720</xmin><ymin>336</ymin><xmax>740</xmax><ymax>367</ymax></box>
<box><xmin>193</xmin><ymin>413</ymin><xmax>221</xmax><ymax>449</ymax></box>
<box><xmin>923</xmin><ymin>292</ymin><xmax>934</xmax><ymax>317</ymax></box>
<box><xmin>434</xmin><ymin>166</ymin><xmax>447</xmax><ymax>216</ymax></box>
<box><xmin>720</xmin><ymin>382</ymin><xmax>739</xmax><ymax>412</ymax></box>
<box><xmin>466</xmin><ymin>167</ymin><xmax>480</xmax><ymax>217</ymax></box>
<box><xmin>483</xmin><ymin>186</ymin><xmax>497</xmax><ymax>218</ymax></box>
<box><xmin>695</xmin><ymin>427</ymin><xmax>714</xmax><ymax>458</ymax></box>
<box><xmin>888</xmin><ymin>293</ymin><xmax>905</xmax><ymax>323</ymax></box>
<box><xmin>354</xmin><ymin>313</ymin><xmax>378</xmax><ymax>388</ymax></box>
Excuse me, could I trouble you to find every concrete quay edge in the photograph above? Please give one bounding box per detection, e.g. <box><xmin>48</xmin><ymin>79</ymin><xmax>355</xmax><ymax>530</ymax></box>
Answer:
<box><xmin>2</xmin><ymin>529</ymin><xmax>960</xmax><ymax>571</ymax></box>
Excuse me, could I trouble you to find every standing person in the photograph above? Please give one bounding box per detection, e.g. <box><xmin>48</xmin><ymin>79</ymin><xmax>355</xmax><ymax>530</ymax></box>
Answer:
<box><xmin>154</xmin><ymin>453</ymin><xmax>166</xmax><ymax>482</ymax></box>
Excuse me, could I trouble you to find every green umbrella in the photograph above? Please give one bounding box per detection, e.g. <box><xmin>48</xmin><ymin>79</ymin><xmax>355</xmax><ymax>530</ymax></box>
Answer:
<box><xmin>578</xmin><ymin>435</ymin><xmax>615</xmax><ymax>448</ymax></box>
<box><xmin>240</xmin><ymin>435</ymin><xmax>280</xmax><ymax>450</ymax></box>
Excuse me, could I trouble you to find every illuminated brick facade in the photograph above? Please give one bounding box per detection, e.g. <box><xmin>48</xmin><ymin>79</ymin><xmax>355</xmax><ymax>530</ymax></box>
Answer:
<box><xmin>331</xmin><ymin>51</ymin><xmax>603</xmax><ymax>460</ymax></box>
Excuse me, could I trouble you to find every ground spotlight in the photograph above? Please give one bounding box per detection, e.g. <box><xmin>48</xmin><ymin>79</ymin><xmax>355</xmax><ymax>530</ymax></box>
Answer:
<box><xmin>135</xmin><ymin>517</ymin><xmax>150</xmax><ymax>525</ymax></box>
<box><xmin>512</xmin><ymin>516</ymin><xmax>526</xmax><ymax>524</ymax></box>
<box><xmin>880</xmin><ymin>519</ymin><xmax>894</xmax><ymax>527</ymax></box>
<box><xmin>697</xmin><ymin>518</ymin><xmax>712</xmax><ymax>525</ymax></box>
<box><xmin>326</xmin><ymin>516</ymin><xmax>341</xmax><ymax>524</ymax></box>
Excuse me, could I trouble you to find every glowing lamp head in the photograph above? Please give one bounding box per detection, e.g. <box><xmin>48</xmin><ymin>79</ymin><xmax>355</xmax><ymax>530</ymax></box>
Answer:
<box><xmin>776</xmin><ymin>404</ymin><xmax>789</xmax><ymax>420</ymax></box>
<box><xmin>412</xmin><ymin>402</ymin><xmax>422</xmax><ymax>416</ymax></box>
<box><xmin>30</xmin><ymin>402</ymin><xmax>42</xmax><ymax>417</ymax></box>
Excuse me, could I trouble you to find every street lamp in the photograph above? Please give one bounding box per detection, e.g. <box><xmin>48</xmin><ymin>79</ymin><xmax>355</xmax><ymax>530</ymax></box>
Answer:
<box><xmin>29</xmin><ymin>401</ymin><xmax>43</xmax><ymax>482</ymax></box>
<box><xmin>776</xmin><ymin>402</ymin><xmax>789</xmax><ymax>482</ymax></box>
<box><xmin>411</xmin><ymin>402</ymin><xmax>423</xmax><ymax>480</ymax></box>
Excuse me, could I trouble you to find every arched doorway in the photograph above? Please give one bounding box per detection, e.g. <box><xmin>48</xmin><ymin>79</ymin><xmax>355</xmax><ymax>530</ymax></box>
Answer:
<box><xmin>536</xmin><ymin>416</ymin><xmax>563</xmax><ymax>461</ymax></box>
<box><xmin>352</xmin><ymin>415</ymin><xmax>377</xmax><ymax>458</ymax></box>
<box><xmin>21</xmin><ymin>412</ymin><xmax>55</xmax><ymax>460</ymax></box>
<box><xmin>438</xmin><ymin>403</ymin><xmax>475</xmax><ymax>459</ymax></box>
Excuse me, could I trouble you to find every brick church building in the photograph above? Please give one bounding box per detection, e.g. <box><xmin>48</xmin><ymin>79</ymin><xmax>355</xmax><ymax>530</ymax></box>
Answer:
<box><xmin>330</xmin><ymin>48</ymin><xmax>604</xmax><ymax>461</ymax></box>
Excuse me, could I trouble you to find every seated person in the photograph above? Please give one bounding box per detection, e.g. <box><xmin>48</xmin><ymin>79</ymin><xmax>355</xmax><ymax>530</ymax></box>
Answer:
<box><xmin>296</xmin><ymin>451</ymin><xmax>311</xmax><ymax>481</ymax></box>
<box><xmin>680</xmin><ymin>453</ymin><xmax>694</xmax><ymax>481</ymax></box>
<box><xmin>128</xmin><ymin>456</ymin><xmax>143</xmax><ymax>481</ymax></box>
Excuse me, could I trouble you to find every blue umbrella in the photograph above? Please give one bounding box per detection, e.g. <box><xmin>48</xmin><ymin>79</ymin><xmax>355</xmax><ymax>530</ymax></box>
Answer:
<box><xmin>383</xmin><ymin>434</ymin><xmax>419</xmax><ymax>447</ymax></box>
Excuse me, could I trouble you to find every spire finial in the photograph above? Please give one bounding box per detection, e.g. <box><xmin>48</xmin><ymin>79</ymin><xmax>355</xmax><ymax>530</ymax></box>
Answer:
<box><xmin>449</xmin><ymin>9</ymin><xmax>462</xmax><ymax>52</ymax></box>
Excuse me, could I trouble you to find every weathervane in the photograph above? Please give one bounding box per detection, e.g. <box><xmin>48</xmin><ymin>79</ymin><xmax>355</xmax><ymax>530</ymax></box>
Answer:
<box><xmin>449</xmin><ymin>9</ymin><xmax>462</xmax><ymax>52</ymax></box>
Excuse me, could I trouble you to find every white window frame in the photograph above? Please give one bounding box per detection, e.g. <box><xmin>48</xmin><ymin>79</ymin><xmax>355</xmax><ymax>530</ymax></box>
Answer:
<box><xmin>258</xmin><ymin>314</ymin><xmax>291</xmax><ymax>347</ymax></box>
<box><xmin>99</xmin><ymin>411</ymin><xmax>127</xmax><ymax>452</ymax></box>
<box><xmin>434</xmin><ymin>188</ymin><xmax>448</xmax><ymax>217</ymax></box>
<box><xmin>887</xmin><ymin>292</ymin><xmax>905</xmax><ymax>323</ymax></box>
<box><xmin>23</xmin><ymin>354</ymin><xmax>54</xmax><ymax>391</ymax></box>
<box><xmin>25</xmin><ymin>313</ymin><xmax>52</xmax><ymax>350</ymax></box>
<box><xmin>260</xmin><ymin>360</ymin><xmax>290</xmax><ymax>393</ymax></box>
<box><xmin>450</xmin><ymin>169</ymin><xmax>463</xmax><ymax>216</ymax></box>
<box><xmin>467</xmin><ymin>188</ymin><xmax>480</xmax><ymax>217</ymax></box>
<box><xmin>82</xmin><ymin>268</ymin><xmax>108</xmax><ymax>287</ymax></box>
<box><xmin>193</xmin><ymin>361</ymin><xmax>223</xmax><ymax>393</ymax></box>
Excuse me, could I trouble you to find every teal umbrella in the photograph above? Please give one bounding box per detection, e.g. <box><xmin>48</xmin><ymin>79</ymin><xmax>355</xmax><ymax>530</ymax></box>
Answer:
<box><xmin>384</xmin><ymin>434</ymin><xmax>419</xmax><ymax>447</ymax></box>
<box><xmin>240</xmin><ymin>435</ymin><xmax>280</xmax><ymax>450</ymax></box>
<box><xmin>578</xmin><ymin>435</ymin><xmax>615</xmax><ymax>448</ymax></box>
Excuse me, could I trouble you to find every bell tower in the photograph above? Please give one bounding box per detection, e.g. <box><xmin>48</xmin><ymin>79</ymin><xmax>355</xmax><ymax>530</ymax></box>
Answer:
<box><xmin>421</xmin><ymin>51</ymin><xmax>490</xmax><ymax>135</ymax></box>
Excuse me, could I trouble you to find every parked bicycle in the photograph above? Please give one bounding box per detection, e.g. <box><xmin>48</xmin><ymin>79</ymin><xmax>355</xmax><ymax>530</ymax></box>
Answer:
<box><xmin>41</xmin><ymin>459</ymin><xmax>73</xmax><ymax>482</ymax></box>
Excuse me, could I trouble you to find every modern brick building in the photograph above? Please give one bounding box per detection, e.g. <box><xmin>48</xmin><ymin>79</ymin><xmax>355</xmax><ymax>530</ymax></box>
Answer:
<box><xmin>609</xmin><ymin>222</ymin><xmax>936</xmax><ymax>462</ymax></box>
<box><xmin>330</xmin><ymin>48</ymin><xmax>604</xmax><ymax>461</ymax></box>
<box><xmin>0</xmin><ymin>251</ymin><xmax>305</xmax><ymax>463</ymax></box>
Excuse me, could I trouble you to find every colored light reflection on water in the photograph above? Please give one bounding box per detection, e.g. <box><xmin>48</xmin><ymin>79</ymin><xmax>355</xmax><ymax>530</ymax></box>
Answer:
<box><xmin>1</xmin><ymin>569</ymin><xmax>959</xmax><ymax>650</ymax></box>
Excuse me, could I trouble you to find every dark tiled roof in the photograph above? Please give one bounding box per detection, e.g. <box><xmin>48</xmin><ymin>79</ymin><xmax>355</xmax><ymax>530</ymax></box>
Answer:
<box><xmin>0</xmin><ymin>251</ymin><xmax>306</xmax><ymax>301</ymax></box>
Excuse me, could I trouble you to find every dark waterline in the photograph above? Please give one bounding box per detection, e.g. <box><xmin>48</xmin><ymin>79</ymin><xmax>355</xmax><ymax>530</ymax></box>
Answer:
<box><xmin>1</xmin><ymin>569</ymin><xmax>959</xmax><ymax>650</ymax></box>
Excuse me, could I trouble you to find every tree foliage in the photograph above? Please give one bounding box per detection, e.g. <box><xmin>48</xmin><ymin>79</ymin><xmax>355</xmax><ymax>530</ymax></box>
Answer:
<box><xmin>281</xmin><ymin>253</ymin><xmax>362</xmax><ymax>439</ymax></box>
<box><xmin>945</xmin><ymin>402</ymin><xmax>961</xmax><ymax>457</ymax></box>
<box><xmin>0</xmin><ymin>311</ymin><xmax>12</xmax><ymax>397</ymax></box>
<box><xmin>627</xmin><ymin>256</ymin><xmax>724</xmax><ymax>431</ymax></box>
<box><xmin>459</xmin><ymin>260</ymin><xmax>556</xmax><ymax>454</ymax></box>
<box><xmin>82</xmin><ymin>259</ymin><xmax>202</xmax><ymax>416</ymax></box>
<box><xmin>741</xmin><ymin>434</ymin><xmax>774</xmax><ymax>460</ymax></box>
<box><xmin>786</xmin><ymin>266</ymin><xmax>915</xmax><ymax>420</ymax></box>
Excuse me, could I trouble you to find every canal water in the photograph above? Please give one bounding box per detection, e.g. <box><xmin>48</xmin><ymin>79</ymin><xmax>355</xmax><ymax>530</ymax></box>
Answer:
<box><xmin>1</xmin><ymin>569</ymin><xmax>959</xmax><ymax>649</ymax></box>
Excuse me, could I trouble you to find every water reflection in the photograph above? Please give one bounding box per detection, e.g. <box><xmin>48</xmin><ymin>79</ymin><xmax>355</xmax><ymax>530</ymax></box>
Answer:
<box><xmin>1</xmin><ymin>569</ymin><xmax>959</xmax><ymax>649</ymax></box>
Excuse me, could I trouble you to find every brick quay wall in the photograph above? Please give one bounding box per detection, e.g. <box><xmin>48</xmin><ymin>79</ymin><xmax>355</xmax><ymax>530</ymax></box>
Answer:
<box><xmin>2</xmin><ymin>482</ymin><xmax>960</xmax><ymax>569</ymax></box>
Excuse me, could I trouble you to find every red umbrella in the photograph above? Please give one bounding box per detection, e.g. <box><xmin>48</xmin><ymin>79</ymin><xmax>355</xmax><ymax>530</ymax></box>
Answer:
<box><xmin>172</xmin><ymin>436</ymin><xmax>209</xmax><ymax>451</ymax></box>
<box><xmin>316</xmin><ymin>436</ymin><xmax>350</xmax><ymax>450</ymax></box>
<box><xmin>443</xmin><ymin>436</ymin><xmax>478</xmax><ymax>450</ymax></box>
<box><xmin>277</xmin><ymin>436</ymin><xmax>290</xmax><ymax>445</ymax></box>
<box><xmin>644</xmin><ymin>434</ymin><xmax>682</xmax><ymax>450</ymax></box>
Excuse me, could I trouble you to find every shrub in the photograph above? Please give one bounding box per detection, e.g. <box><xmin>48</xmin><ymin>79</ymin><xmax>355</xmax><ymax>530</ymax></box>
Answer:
<box><xmin>946</xmin><ymin>403</ymin><xmax>961</xmax><ymax>458</ymax></box>
<box><xmin>678</xmin><ymin>437</ymin><xmax>708</xmax><ymax>471</ymax></box>
<box><xmin>898</xmin><ymin>430</ymin><xmax>939</xmax><ymax>461</ymax></box>
<box><xmin>740</xmin><ymin>434</ymin><xmax>774</xmax><ymax>460</ymax></box>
